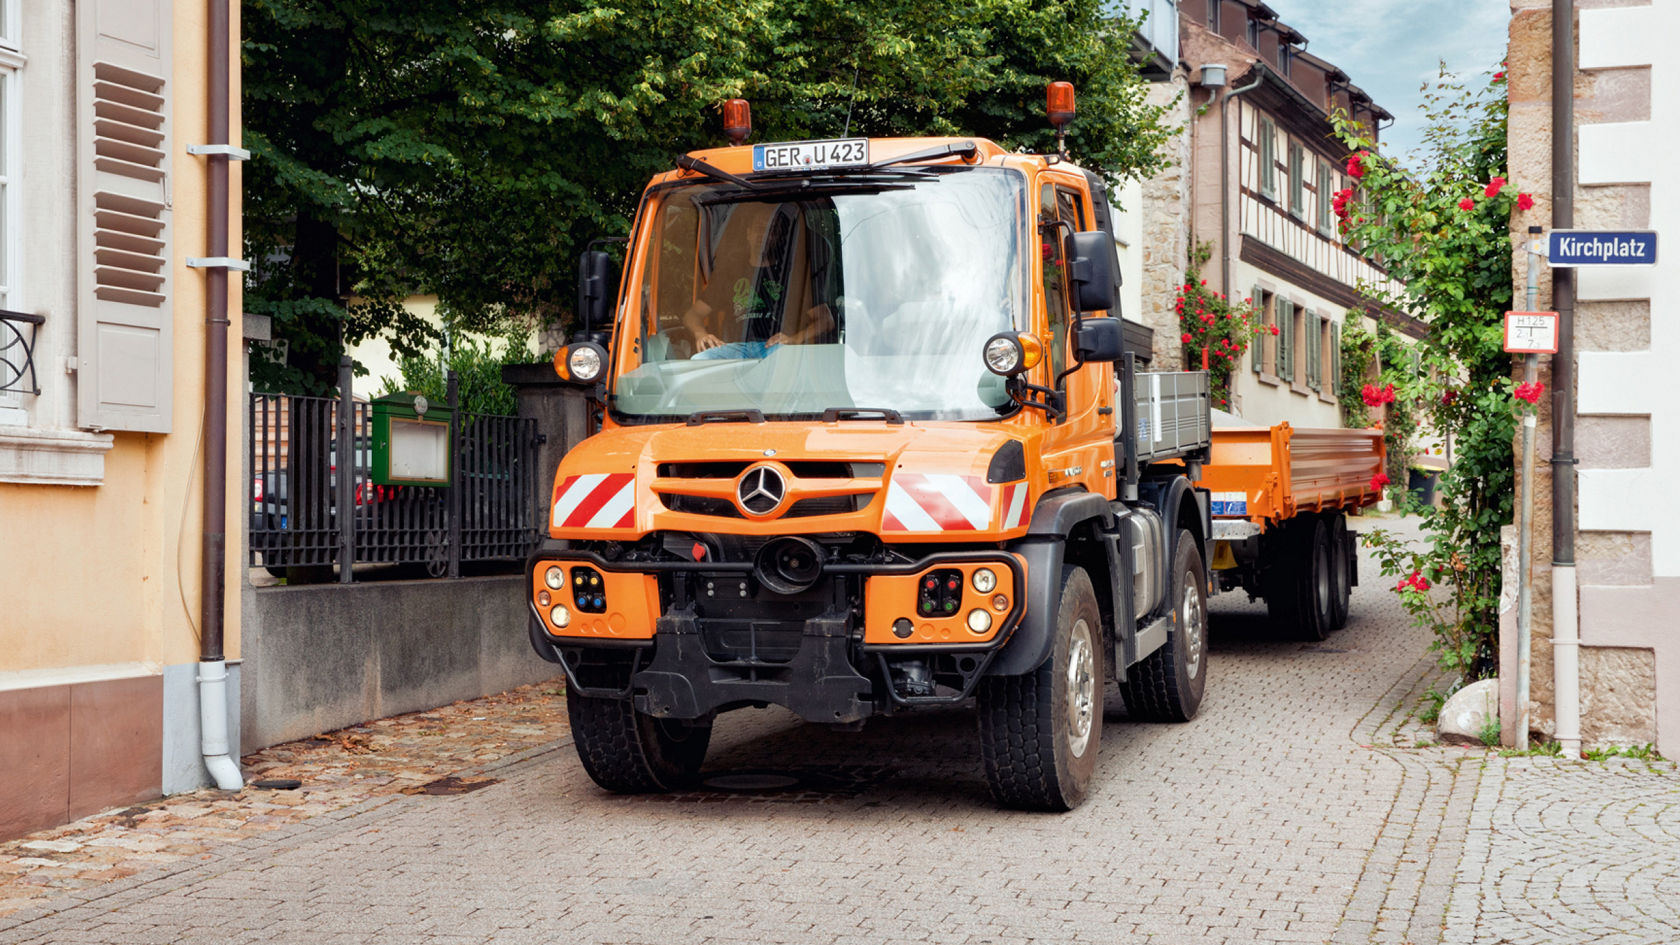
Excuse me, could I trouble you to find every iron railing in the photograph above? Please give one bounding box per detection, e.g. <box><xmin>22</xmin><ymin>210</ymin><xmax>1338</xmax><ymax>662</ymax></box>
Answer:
<box><xmin>0</xmin><ymin>310</ymin><xmax>43</xmax><ymax>396</ymax></box>
<box><xmin>248</xmin><ymin>362</ymin><xmax>543</xmax><ymax>581</ymax></box>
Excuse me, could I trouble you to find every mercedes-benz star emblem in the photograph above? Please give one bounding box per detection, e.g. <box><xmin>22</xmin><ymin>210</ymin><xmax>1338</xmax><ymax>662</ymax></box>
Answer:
<box><xmin>737</xmin><ymin>465</ymin><xmax>787</xmax><ymax>516</ymax></box>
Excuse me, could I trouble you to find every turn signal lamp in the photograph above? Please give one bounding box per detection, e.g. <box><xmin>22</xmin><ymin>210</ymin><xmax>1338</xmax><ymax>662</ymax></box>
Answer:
<box><xmin>723</xmin><ymin>98</ymin><xmax>752</xmax><ymax>145</ymax></box>
<box><xmin>983</xmin><ymin>332</ymin><xmax>1044</xmax><ymax>376</ymax></box>
<box><xmin>1047</xmin><ymin>82</ymin><xmax>1076</xmax><ymax>129</ymax></box>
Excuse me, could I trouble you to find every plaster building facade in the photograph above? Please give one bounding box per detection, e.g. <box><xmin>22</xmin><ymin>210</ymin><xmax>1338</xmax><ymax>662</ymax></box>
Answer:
<box><xmin>0</xmin><ymin>0</ymin><xmax>245</xmax><ymax>839</ymax></box>
<box><xmin>1506</xmin><ymin>0</ymin><xmax>1676</xmax><ymax>756</ymax></box>
<box><xmin>1175</xmin><ymin>0</ymin><xmax>1414</xmax><ymax>427</ymax></box>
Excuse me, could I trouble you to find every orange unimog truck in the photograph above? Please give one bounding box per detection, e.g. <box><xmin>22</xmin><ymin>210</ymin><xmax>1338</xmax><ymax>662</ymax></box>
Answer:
<box><xmin>1198</xmin><ymin>423</ymin><xmax>1386</xmax><ymax>640</ymax></box>
<box><xmin>527</xmin><ymin>89</ymin><xmax>1218</xmax><ymax>811</ymax></box>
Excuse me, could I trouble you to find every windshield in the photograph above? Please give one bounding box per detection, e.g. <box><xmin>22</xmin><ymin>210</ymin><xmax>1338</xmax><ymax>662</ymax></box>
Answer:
<box><xmin>612</xmin><ymin>167</ymin><xmax>1028</xmax><ymax>423</ymax></box>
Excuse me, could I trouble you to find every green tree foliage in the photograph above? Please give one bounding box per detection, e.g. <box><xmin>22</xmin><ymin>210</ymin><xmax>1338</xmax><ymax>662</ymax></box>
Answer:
<box><xmin>379</xmin><ymin>326</ymin><xmax>538</xmax><ymax>418</ymax></box>
<box><xmin>245</xmin><ymin>0</ymin><xmax>1174</xmax><ymax>393</ymax></box>
<box><xmin>1332</xmin><ymin>68</ymin><xmax>1518</xmax><ymax>677</ymax></box>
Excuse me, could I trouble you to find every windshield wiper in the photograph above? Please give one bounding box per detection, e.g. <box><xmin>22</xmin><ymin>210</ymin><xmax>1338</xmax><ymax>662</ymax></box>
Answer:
<box><xmin>676</xmin><ymin>154</ymin><xmax>757</xmax><ymax>189</ymax></box>
<box><xmin>822</xmin><ymin>407</ymin><xmax>905</xmax><ymax>425</ymax></box>
<box><xmin>868</xmin><ymin>140</ymin><xmax>979</xmax><ymax>171</ymax></box>
<box><xmin>685</xmin><ymin>408</ymin><xmax>765</xmax><ymax>427</ymax></box>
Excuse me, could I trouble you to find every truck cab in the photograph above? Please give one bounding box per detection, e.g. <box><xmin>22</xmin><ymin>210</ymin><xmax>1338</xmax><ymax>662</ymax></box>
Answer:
<box><xmin>529</xmin><ymin>97</ymin><xmax>1214</xmax><ymax>810</ymax></box>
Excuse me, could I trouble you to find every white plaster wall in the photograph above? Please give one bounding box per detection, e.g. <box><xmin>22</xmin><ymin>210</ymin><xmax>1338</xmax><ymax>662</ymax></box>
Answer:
<box><xmin>1575</xmin><ymin>1</ymin><xmax>1679</xmax><ymax>578</ymax></box>
<box><xmin>1112</xmin><ymin>177</ymin><xmax>1145</xmax><ymax>331</ymax></box>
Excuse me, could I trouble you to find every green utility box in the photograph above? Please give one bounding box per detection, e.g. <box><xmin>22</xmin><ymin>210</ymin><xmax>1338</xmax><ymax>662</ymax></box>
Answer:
<box><xmin>371</xmin><ymin>392</ymin><xmax>452</xmax><ymax>486</ymax></box>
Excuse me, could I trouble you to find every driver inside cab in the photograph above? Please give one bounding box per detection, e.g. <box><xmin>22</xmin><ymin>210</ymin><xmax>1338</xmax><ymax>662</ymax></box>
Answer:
<box><xmin>683</xmin><ymin>203</ymin><xmax>835</xmax><ymax>359</ymax></box>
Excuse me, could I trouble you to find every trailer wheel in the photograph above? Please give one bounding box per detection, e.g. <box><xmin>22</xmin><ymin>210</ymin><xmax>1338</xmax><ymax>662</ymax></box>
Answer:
<box><xmin>566</xmin><ymin>688</ymin><xmax>711</xmax><ymax>794</ymax></box>
<box><xmin>1120</xmin><ymin>529</ymin><xmax>1208</xmax><ymax>723</ymax></box>
<box><xmin>1294</xmin><ymin>517</ymin><xmax>1335</xmax><ymax>641</ymax></box>
<box><xmin>978</xmin><ymin>566</ymin><xmax>1103</xmax><ymax>811</ymax></box>
<box><xmin>1328</xmin><ymin>513</ymin><xmax>1352</xmax><ymax>630</ymax></box>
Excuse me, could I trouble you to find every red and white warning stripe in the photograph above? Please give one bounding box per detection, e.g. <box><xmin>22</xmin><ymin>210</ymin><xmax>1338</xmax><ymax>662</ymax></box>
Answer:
<box><xmin>1000</xmin><ymin>482</ymin><xmax>1030</xmax><ymax>530</ymax></box>
<box><xmin>883</xmin><ymin>474</ymin><xmax>995</xmax><ymax>532</ymax></box>
<box><xmin>552</xmin><ymin>473</ymin><xmax>636</xmax><ymax>530</ymax></box>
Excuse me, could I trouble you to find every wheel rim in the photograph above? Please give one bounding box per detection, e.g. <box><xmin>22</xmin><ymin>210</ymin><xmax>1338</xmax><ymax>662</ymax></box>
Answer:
<box><xmin>1181</xmin><ymin>573</ymin><xmax>1205</xmax><ymax>680</ymax></box>
<box><xmin>1066</xmin><ymin>618</ymin><xmax>1096</xmax><ymax>757</ymax></box>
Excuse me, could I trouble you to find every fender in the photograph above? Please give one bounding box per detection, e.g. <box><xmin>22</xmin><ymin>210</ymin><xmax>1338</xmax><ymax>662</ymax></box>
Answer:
<box><xmin>1137</xmin><ymin>476</ymin><xmax>1211</xmax><ymax>587</ymax></box>
<box><xmin>990</xmin><ymin>489</ymin><xmax>1115</xmax><ymax>676</ymax></box>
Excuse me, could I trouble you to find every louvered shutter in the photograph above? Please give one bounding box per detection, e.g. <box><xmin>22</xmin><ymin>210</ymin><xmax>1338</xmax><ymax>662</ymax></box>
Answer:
<box><xmin>1307</xmin><ymin>310</ymin><xmax>1321</xmax><ymax>389</ymax></box>
<box><xmin>1278</xmin><ymin>299</ymin><xmax>1293</xmax><ymax>383</ymax></box>
<box><xmin>1251</xmin><ymin>286</ymin><xmax>1264</xmax><ymax>373</ymax></box>
<box><xmin>77</xmin><ymin>0</ymin><xmax>172</xmax><ymax>433</ymax></box>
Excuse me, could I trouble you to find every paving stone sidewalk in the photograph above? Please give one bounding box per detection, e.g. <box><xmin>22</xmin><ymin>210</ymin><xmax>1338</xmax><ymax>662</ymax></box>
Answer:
<box><xmin>0</xmin><ymin>678</ymin><xmax>572</xmax><ymax>918</ymax></box>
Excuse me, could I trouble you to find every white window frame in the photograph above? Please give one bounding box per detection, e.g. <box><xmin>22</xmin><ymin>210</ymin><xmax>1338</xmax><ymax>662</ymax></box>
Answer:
<box><xmin>0</xmin><ymin>0</ymin><xmax>19</xmax><ymax>54</ymax></box>
<box><xmin>0</xmin><ymin>39</ymin><xmax>24</xmax><ymax>424</ymax></box>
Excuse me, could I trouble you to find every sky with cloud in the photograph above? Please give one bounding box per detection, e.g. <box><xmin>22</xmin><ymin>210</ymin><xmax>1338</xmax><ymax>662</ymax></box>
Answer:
<box><xmin>1257</xmin><ymin>0</ymin><xmax>1511</xmax><ymax>164</ymax></box>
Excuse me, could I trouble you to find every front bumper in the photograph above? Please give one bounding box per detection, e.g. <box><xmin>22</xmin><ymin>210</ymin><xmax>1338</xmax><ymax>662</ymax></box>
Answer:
<box><xmin>525</xmin><ymin>543</ymin><xmax>1025</xmax><ymax>722</ymax></box>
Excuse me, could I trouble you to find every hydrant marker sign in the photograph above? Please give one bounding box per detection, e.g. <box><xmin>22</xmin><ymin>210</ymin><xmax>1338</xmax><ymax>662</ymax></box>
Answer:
<box><xmin>1546</xmin><ymin>230</ymin><xmax>1658</xmax><ymax>267</ymax></box>
<box><xmin>1504</xmin><ymin>311</ymin><xmax>1559</xmax><ymax>355</ymax></box>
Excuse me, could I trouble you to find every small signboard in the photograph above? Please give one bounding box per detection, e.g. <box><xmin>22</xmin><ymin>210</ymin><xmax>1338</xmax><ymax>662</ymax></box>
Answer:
<box><xmin>1546</xmin><ymin>230</ymin><xmax>1658</xmax><ymax>267</ymax></box>
<box><xmin>1504</xmin><ymin>311</ymin><xmax>1559</xmax><ymax>355</ymax></box>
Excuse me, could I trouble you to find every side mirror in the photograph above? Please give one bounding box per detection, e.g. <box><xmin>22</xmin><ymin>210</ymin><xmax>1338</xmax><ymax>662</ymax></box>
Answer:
<box><xmin>1065</xmin><ymin>230</ymin><xmax>1116</xmax><ymax>314</ymax></box>
<box><xmin>1073</xmin><ymin>317</ymin><xmax>1125</xmax><ymax>363</ymax></box>
<box><xmin>576</xmin><ymin>250</ymin><xmax>615</xmax><ymax>334</ymax></box>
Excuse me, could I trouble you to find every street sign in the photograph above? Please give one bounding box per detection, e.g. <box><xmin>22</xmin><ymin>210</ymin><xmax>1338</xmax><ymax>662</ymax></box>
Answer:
<box><xmin>1504</xmin><ymin>311</ymin><xmax>1559</xmax><ymax>354</ymax></box>
<box><xmin>1546</xmin><ymin>230</ymin><xmax>1657</xmax><ymax>267</ymax></box>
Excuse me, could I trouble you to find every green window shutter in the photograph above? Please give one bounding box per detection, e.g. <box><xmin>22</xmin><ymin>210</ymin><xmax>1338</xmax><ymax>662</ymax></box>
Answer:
<box><xmin>1289</xmin><ymin>142</ymin><xmax>1304</xmax><ymax>217</ymax></box>
<box><xmin>1317</xmin><ymin>162</ymin><xmax>1332</xmax><ymax>232</ymax></box>
<box><xmin>1278</xmin><ymin>299</ymin><xmax>1293</xmax><ymax>382</ymax></box>
<box><xmin>1330</xmin><ymin>321</ymin><xmax>1342</xmax><ymax>395</ymax></box>
<box><xmin>1303</xmin><ymin>311</ymin><xmax>1317</xmax><ymax>388</ymax></box>
<box><xmin>1260</xmin><ymin>118</ymin><xmax>1275</xmax><ymax>198</ymax></box>
<box><xmin>1252</xmin><ymin>286</ymin><xmax>1264</xmax><ymax>373</ymax></box>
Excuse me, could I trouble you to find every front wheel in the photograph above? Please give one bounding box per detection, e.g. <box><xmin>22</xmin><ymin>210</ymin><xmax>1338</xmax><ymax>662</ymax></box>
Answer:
<box><xmin>978</xmin><ymin>566</ymin><xmax>1103</xmax><ymax>811</ymax></box>
<box><xmin>1121</xmin><ymin>529</ymin><xmax>1208</xmax><ymax>722</ymax></box>
<box><xmin>567</xmin><ymin>687</ymin><xmax>712</xmax><ymax>793</ymax></box>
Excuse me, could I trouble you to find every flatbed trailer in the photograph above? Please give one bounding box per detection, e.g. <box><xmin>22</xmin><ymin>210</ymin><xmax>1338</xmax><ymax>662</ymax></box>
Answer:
<box><xmin>1196</xmin><ymin>423</ymin><xmax>1386</xmax><ymax>639</ymax></box>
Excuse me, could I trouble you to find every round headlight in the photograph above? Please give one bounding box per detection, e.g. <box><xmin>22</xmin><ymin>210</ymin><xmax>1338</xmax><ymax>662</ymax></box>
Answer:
<box><xmin>544</xmin><ymin>566</ymin><xmax>564</xmax><ymax>589</ymax></box>
<box><xmin>549</xmin><ymin>604</ymin><xmax>572</xmax><ymax>629</ymax></box>
<box><xmin>984</xmin><ymin>335</ymin><xmax>1023</xmax><ymax>375</ymax></box>
<box><xmin>972</xmin><ymin>568</ymin><xmax>997</xmax><ymax>594</ymax></box>
<box><xmin>568</xmin><ymin>345</ymin><xmax>603</xmax><ymax>382</ymax></box>
<box><xmin>966</xmin><ymin>609</ymin><xmax>993</xmax><ymax>634</ymax></box>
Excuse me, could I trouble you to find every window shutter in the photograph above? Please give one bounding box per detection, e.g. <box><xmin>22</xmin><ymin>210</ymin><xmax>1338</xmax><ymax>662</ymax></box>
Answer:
<box><xmin>1307</xmin><ymin>311</ymin><xmax>1322</xmax><ymax>389</ymax></box>
<box><xmin>1278</xmin><ymin>299</ymin><xmax>1293</xmax><ymax>382</ymax></box>
<box><xmin>1251</xmin><ymin>286</ymin><xmax>1264</xmax><ymax>373</ymax></box>
<box><xmin>1330</xmin><ymin>321</ymin><xmax>1342</xmax><ymax>394</ymax></box>
<box><xmin>76</xmin><ymin>0</ymin><xmax>172</xmax><ymax>433</ymax></box>
<box><xmin>1260</xmin><ymin>119</ymin><xmax>1275</xmax><ymax>197</ymax></box>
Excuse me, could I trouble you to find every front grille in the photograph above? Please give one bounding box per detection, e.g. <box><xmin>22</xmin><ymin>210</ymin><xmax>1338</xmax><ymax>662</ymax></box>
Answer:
<box><xmin>785</xmin><ymin>494</ymin><xmax>871</xmax><ymax>518</ymax></box>
<box><xmin>661</xmin><ymin>494</ymin><xmax>744</xmax><ymax>518</ymax></box>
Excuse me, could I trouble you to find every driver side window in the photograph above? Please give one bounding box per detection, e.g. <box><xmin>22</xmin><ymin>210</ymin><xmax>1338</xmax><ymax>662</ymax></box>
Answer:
<box><xmin>1040</xmin><ymin>183</ymin><xmax>1086</xmax><ymax>381</ymax></box>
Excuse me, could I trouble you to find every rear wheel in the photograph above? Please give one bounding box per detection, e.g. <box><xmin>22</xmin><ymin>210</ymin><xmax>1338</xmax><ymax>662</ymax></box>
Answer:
<box><xmin>978</xmin><ymin>566</ymin><xmax>1103</xmax><ymax>811</ymax></box>
<box><xmin>567</xmin><ymin>687</ymin><xmax>712</xmax><ymax>793</ymax></box>
<box><xmin>1328</xmin><ymin>513</ymin><xmax>1352</xmax><ymax>630</ymax></box>
<box><xmin>1293</xmin><ymin>516</ymin><xmax>1335</xmax><ymax>641</ymax></box>
<box><xmin>1122</xmin><ymin>529</ymin><xmax>1208</xmax><ymax>722</ymax></box>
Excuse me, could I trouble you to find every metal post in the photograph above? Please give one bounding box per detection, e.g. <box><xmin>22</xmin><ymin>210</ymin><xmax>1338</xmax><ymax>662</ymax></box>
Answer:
<box><xmin>446</xmin><ymin>371</ymin><xmax>462</xmax><ymax>579</ymax></box>
<box><xmin>336</xmin><ymin>356</ymin><xmax>355</xmax><ymax>584</ymax></box>
<box><xmin>1514</xmin><ymin>230</ymin><xmax>1542</xmax><ymax>749</ymax></box>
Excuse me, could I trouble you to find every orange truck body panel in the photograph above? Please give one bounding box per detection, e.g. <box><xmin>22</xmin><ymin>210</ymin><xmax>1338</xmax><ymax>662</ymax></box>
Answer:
<box><xmin>1196</xmin><ymin>423</ymin><xmax>1386</xmax><ymax>528</ymax></box>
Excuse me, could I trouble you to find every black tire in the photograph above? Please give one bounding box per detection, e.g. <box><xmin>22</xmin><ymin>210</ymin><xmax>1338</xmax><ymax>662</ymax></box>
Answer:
<box><xmin>978</xmin><ymin>566</ymin><xmax>1103</xmax><ymax>812</ymax></box>
<box><xmin>1328</xmin><ymin>513</ymin><xmax>1352</xmax><ymax>631</ymax></box>
<box><xmin>566</xmin><ymin>687</ymin><xmax>712</xmax><ymax>793</ymax></box>
<box><xmin>1122</xmin><ymin>529</ymin><xmax>1208</xmax><ymax>722</ymax></box>
<box><xmin>1293</xmin><ymin>516</ymin><xmax>1334</xmax><ymax>641</ymax></box>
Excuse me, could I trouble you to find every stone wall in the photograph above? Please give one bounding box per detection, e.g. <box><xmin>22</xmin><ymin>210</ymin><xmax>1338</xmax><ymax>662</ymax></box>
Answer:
<box><xmin>1137</xmin><ymin>71</ymin><xmax>1194</xmax><ymax>366</ymax></box>
<box><xmin>239</xmin><ymin>577</ymin><xmax>557</xmax><ymax>751</ymax></box>
<box><xmin>1504</xmin><ymin>0</ymin><xmax>1665</xmax><ymax>752</ymax></box>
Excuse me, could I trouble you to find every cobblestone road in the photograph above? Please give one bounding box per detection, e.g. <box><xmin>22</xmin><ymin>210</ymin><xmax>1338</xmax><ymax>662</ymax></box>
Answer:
<box><xmin>1</xmin><ymin>516</ymin><xmax>1676</xmax><ymax>944</ymax></box>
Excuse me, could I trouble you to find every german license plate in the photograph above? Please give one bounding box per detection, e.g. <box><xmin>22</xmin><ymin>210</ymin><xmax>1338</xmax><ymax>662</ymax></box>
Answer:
<box><xmin>753</xmin><ymin>138</ymin><xmax>869</xmax><ymax>172</ymax></box>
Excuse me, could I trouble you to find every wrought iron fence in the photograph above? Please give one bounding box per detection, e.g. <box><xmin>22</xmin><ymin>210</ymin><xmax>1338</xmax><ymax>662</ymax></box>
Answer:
<box><xmin>248</xmin><ymin>366</ymin><xmax>543</xmax><ymax>581</ymax></box>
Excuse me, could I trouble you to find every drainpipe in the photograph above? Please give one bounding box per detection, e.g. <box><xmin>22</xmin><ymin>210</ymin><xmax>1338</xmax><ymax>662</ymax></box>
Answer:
<box><xmin>198</xmin><ymin>0</ymin><xmax>243</xmax><ymax>791</ymax></box>
<box><xmin>1220</xmin><ymin>68</ymin><xmax>1265</xmax><ymax>297</ymax></box>
<box><xmin>1549</xmin><ymin>0</ymin><xmax>1581</xmax><ymax>757</ymax></box>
